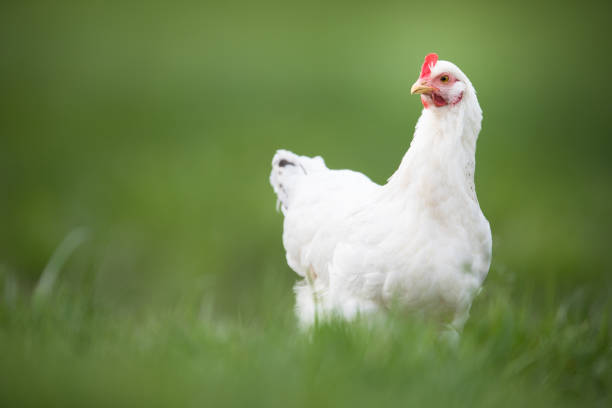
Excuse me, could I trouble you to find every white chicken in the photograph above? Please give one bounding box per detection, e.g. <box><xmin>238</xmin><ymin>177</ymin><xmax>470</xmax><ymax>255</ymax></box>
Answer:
<box><xmin>270</xmin><ymin>54</ymin><xmax>491</xmax><ymax>332</ymax></box>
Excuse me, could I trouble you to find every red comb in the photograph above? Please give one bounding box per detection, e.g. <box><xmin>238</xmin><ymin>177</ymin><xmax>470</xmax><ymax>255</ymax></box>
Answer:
<box><xmin>419</xmin><ymin>53</ymin><xmax>438</xmax><ymax>78</ymax></box>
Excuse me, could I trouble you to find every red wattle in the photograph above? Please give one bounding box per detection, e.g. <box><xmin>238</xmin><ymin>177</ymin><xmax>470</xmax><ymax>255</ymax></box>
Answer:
<box><xmin>433</xmin><ymin>93</ymin><xmax>447</xmax><ymax>107</ymax></box>
<box><xmin>421</xmin><ymin>96</ymin><xmax>429</xmax><ymax>108</ymax></box>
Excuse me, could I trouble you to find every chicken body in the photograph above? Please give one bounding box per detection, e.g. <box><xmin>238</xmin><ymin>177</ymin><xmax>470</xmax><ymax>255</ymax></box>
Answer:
<box><xmin>270</xmin><ymin>56</ymin><xmax>492</xmax><ymax>330</ymax></box>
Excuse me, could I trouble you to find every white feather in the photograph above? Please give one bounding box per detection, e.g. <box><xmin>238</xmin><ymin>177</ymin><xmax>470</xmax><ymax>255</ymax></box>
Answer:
<box><xmin>270</xmin><ymin>59</ymin><xmax>492</xmax><ymax>330</ymax></box>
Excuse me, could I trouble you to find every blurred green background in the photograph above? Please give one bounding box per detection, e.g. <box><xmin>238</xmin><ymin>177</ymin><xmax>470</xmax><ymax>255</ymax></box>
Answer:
<box><xmin>1</xmin><ymin>1</ymin><xmax>611</xmax><ymax>407</ymax></box>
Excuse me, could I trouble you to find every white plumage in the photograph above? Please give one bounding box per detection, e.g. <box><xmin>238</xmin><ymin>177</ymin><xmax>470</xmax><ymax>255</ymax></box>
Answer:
<box><xmin>270</xmin><ymin>54</ymin><xmax>491</xmax><ymax>332</ymax></box>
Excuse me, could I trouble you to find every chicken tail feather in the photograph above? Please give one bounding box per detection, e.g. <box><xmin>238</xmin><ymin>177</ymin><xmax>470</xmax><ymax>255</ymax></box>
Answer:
<box><xmin>270</xmin><ymin>149</ymin><xmax>325</xmax><ymax>213</ymax></box>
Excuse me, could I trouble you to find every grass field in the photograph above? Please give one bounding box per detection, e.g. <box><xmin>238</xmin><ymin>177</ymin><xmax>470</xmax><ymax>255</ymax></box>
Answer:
<box><xmin>1</xmin><ymin>1</ymin><xmax>611</xmax><ymax>406</ymax></box>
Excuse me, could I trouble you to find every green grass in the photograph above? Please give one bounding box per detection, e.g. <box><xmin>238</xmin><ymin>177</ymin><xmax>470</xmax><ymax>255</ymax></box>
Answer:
<box><xmin>1</xmin><ymin>1</ymin><xmax>611</xmax><ymax>406</ymax></box>
<box><xmin>1</xmin><ymin>275</ymin><xmax>610</xmax><ymax>407</ymax></box>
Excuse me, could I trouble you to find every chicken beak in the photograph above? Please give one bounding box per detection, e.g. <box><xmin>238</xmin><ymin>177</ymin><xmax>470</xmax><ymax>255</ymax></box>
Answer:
<box><xmin>411</xmin><ymin>80</ymin><xmax>436</xmax><ymax>95</ymax></box>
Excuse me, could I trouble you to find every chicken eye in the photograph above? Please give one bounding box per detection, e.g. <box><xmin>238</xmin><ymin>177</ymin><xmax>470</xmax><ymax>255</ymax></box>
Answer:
<box><xmin>440</xmin><ymin>75</ymin><xmax>449</xmax><ymax>83</ymax></box>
